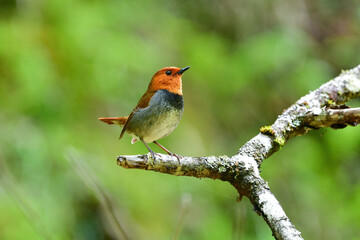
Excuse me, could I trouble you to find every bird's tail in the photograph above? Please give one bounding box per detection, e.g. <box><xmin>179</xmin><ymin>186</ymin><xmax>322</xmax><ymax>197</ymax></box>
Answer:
<box><xmin>98</xmin><ymin>117</ymin><xmax>128</xmax><ymax>126</ymax></box>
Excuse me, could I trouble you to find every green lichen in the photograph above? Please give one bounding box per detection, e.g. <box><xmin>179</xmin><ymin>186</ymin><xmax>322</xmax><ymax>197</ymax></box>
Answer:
<box><xmin>147</xmin><ymin>153</ymin><xmax>155</xmax><ymax>165</ymax></box>
<box><xmin>218</xmin><ymin>166</ymin><xmax>227</xmax><ymax>173</ymax></box>
<box><xmin>303</xmin><ymin>102</ymin><xmax>310</xmax><ymax>108</ymax></box>
<box><xmin>274</xmin><ymin>136</ymin><xmax>286</xmax><ymax>149</ymax></box>
<box><xmin>341</xmin><ymin>69</ymin><xmax>349</xmax><ymax>74</ymax></box>
<box><xmin>291</xmin><ymin>119</ymin><xmax>302</xmax><ymax>128</ymax></box>
<box><xmin>260</xmin><ymin>125</ymin><xmax>275</xmax><ymax>136</ymax></box>
<box><xmin>218</xmin><ymin>156</ymin><xmax>231</xmax><ymax>172</ymax></box>
<box><xmin>326</xmin><ymin>99</ymin><xmax>335</xmax><ymax>106</ymax></box>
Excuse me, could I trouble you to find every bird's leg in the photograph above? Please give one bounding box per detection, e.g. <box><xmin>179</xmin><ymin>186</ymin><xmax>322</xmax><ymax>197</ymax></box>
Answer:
<box><xmin>140</xmin><ymin>138</ymin><xmax>156</xmax><ymax>160</ymax></box>
<box><xmin>153</xmin><ymin>141</ymin><xmax>181</xmax><ymax>164</ymax></box>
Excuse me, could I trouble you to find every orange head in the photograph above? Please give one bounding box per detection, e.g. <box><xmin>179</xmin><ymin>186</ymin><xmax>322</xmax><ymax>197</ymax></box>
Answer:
<box><xmin>148</xmin><ymin>66</ymin><xmax>190</xmax><ymax>95</ymax></box>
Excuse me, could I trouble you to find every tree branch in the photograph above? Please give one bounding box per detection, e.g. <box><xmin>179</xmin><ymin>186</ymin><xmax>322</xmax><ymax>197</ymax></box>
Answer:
<box><xmin>116</xmin><ymin>65</ymin><xmax>360</xmax><ymax>240</ymax></box>
<box><xmin>304</xmin><ymin>107</ymin><xmax>360</xmax><ymax>128</ymax></box>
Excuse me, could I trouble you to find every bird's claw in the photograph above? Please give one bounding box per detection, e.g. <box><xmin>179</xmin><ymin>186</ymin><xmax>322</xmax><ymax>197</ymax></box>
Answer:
<box><xmin>169</xmin><ymin>153</ymin><xmax>182</xmax><ymax>165</ymax></box>
<box><xmin>147</xmin><ymin>150</ymin><xmax>162</xmax><ymax>160</ymax></box>
<box><xmin>147</xmin><ymin>150</ymin><xmax>181</xmax><ymax>165</ymax></box>
<box><xmin>150</xmin><ymin>151</ymin><xmax>156</xmax><ymax>160</ymax></box>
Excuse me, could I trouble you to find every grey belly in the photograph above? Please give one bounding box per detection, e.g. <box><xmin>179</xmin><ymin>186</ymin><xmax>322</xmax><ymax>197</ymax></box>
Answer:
<box><xmin>126</xmin><ymin>105</ymin><xmax>183</xmax><ymax>143</ymax></box>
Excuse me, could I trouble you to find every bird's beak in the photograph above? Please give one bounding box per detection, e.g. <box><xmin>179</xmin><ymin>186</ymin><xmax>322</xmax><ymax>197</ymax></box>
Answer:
<box><xmin>176</xmin><ymin>66</ymin><xmax>191</xmax><ymax>75</ymax></box>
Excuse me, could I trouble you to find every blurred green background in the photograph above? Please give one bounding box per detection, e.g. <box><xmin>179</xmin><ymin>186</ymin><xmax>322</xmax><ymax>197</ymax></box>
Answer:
<box><xmin>1</xmin><ymin>0</ymin><xmax>360</xmax><ymax>239</ymax></box>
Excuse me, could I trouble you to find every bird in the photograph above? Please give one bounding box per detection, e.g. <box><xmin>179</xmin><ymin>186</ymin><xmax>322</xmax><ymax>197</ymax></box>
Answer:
<box><xmin>99</xmin><ymin>66</ymin><xmax>190</xmax><ymax>162</ymax></box>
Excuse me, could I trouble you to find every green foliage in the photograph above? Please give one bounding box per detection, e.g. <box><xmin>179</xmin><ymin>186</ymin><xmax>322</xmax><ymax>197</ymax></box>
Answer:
<box><xmin>1</xmin><ymin>0</ymin><xmax>360</xmax><ymax>239</ymax></box>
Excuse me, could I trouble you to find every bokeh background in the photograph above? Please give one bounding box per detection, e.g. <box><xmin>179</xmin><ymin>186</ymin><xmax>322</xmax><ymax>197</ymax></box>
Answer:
<box><xmin>1</xmin><ymin>0</ymin><xmax>360</xmax><ymax>239</ymax></box>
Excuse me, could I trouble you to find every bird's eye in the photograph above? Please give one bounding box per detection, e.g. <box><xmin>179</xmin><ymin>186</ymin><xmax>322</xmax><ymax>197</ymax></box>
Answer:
<box><xmin>166</xmin><ymin>70</ymin><xmax>172</xmax><ymax>76</ymax></box>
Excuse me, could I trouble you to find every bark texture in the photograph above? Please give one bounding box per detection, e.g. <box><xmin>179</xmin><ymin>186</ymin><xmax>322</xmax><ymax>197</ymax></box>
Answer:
<box><xmin>116</xmin><ymin>65</ymin><xmax>360</xmax><ymax>240</ymax></box>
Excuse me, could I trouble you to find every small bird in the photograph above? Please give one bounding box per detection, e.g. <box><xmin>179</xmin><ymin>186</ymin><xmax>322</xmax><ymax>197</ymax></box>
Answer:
<box><xmin>99</xmin><ymin>66</ymin><xmax>190</xmax><ymax>162</ymax></box>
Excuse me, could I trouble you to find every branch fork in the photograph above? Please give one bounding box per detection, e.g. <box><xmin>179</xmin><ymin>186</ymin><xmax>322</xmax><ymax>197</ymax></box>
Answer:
<box><xmin>116</xmin><ymin>65</ymin><xmax>360</xmax><ymax>240</ymax></box>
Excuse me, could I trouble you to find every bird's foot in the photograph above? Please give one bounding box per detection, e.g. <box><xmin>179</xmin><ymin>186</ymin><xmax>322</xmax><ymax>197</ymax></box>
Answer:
<box><xmin>149</xmin><ymin>150</ymin><xmax>155</xmax><ymax>160</ymax></box>
<box><xmin>152</xmin><ymin>141</ymin><xmax>181</xmax><ymax>165</ymax></box>
<box><xmin>147</xmin><ymin>150</ymin><xmax>160</xmax><ymax>162</ymax></box>
<box><xmin>168</xmin><ymin>152</ymin><xmax>182</xmax><ymax>165</ymax></box>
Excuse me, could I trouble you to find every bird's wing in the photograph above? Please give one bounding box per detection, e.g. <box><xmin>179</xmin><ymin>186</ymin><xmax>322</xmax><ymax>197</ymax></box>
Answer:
<box><xmin>119</xmin><ymin>90</ymin><xmax>156</xmax><ymax>139</ymax></box>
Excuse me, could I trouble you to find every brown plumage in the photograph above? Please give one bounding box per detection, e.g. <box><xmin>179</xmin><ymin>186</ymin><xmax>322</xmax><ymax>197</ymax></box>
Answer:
<box><xmin>119</xmin><ymin>90</ymin><xmax>156</xmax><ymax>139</ymax></box>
